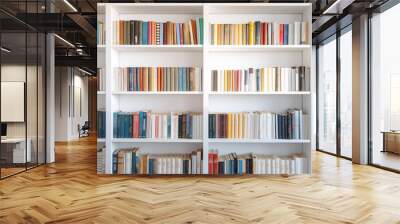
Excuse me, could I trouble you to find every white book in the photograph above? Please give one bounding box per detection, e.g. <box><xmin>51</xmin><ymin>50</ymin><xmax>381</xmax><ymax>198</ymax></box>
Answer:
<box><xmin>266</xmin><ymin>157</ymin><xmax>272</xmax><ymax>174</ymax></box>
<box><xmin>258</xmin><ymin>158</ymin><xmax>263</xmax><ymax>174</ymax></box>
<box><xmin>294</xmin><ymin>22</ymin><xmax>301</xmax><ymax>45</ymax></box>
<box><xmin>161</xmin><ymin>157</ymin><xmax>168</xmax><ymax>174</ymax></box>
<box><xmin>171</xmin><ymin>157</ymin><xmax>176</xmax><ymax>174</ymax></box>
<box><xmin>178</xmin><ymin>157</ymin><xmax>183</xmax><ymax>174</ymax></box>
<box><xmin>275</xmin><ymin>157</ymin><xmax>281</xmax><ymax>174</ymax></box>
<box><xmin>192</xmin><ymin>155</ymin><xmax>196</xmax><ymax>174</ymax></box>
<box><xmin>157</xmin><ymin>157</ymin><xmax>162</xmax><ymax>174</ymax></box>
<box><xmin>289</xmin><ymin>23</ymin><xmax>294</xmax><ymax>45</ymax></box>
<box><xmin>125</xmin><ymin>151</ymin><xmax>132</xmax><ymax>174</ymax></box>
<box><xmin>274</xmin><ymin>22</ymin><xmax>279</xmax><ymax>45</ymax></box>
<box><xmin>301</xmin><ymin>22</ymin><xmax>308</xmax><ymax>44</ymax></box>
<box><xmin>290</xmin><ymin>159</ymin><xmax>296</xmax><ymax>175</ymax></box>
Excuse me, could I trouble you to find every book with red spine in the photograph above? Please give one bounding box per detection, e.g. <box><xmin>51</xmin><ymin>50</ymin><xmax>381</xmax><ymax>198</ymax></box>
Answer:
<box><xmin>279</xmin><ymin>24</ymin><xmax>284</xmax><ymax>45</ymax></box>
<box><xmin>208</xmin><ymin>151</ymin><xmax>213</xmax><ymax>175</ymax></box>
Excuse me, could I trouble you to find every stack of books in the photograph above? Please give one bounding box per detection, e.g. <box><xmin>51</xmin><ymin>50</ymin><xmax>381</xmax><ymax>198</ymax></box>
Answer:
<box><xmin>211</xmin><ymin>66</ymin><xmax>310</xmax><ymax>92</ymax></box>
<box><xmin>114</xmin><ymin>67</ymin><xmax>202</xmax><ymax>92</ymax></box>
<box><xmin>97</xmin><ymin>68</ymin><xmax>105</xmax><ymax>91</ymax></box>
<box><xmin>114</xmin><ymin>18</ymin><xmax>203</xmax><ymax>45</ymax></box>
<box><xmin>208</xmin><ymin>109</ymin><xmax>305</xmax><ymax>139</ymax></box>
<box><xmin>97</xmin><ymin>111</ymin><xmax>106</xmax><ymax>138</ymax></box>
<box><xmin>210</xmin><ymin>21</ymin><xmax>308</xmax><ymax>45</ymax></box>
<box><xmin>97</xmin><ymin>21</ymin><xmax>106</xmax><ymax>45</ymax></box>
<box><xmin>113</xmin><ymin>148</ymin><xmax>203</xmax><ymax>174</ymax></box>
<box><xmin>208</xmin><ymin>150</ymin><xmax>305</xmax><ymax>175</ymax></box>
<box><xmin>113</xmin><ymin>111</ymin><xmax>203</xmax><ymax>139</ymax></box>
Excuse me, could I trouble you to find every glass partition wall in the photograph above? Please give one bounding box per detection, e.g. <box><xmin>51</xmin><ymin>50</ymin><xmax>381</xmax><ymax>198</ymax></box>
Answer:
<box><xmin>0</xmin><ymin>2</ymin><xmax>46</xmax><ymax>179</ymax></box>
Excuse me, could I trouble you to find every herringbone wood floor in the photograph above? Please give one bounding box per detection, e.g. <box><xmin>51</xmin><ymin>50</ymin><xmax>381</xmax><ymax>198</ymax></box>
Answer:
<box><xmin>1</xmin><ymin>136</ymin><xmax>400</xmax><ymax>224</ymax></box>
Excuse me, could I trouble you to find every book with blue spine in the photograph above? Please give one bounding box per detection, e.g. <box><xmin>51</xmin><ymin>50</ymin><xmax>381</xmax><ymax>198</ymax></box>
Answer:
<box><xmin>142</xmin><ymin>22</ymin><xmax>148</xmax><ymax>45</ymax></box>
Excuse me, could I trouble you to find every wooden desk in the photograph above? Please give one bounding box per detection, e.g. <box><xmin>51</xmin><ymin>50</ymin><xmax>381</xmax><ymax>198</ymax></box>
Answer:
<box><xmin>1</xmin><ymin>138</ymin><xmax>31</xmax><ymax>163</ymax></box>
<box><xmin>382</xmin><ymin>131</ymin><xmax>400</xmax><ymax>154</ymax></box>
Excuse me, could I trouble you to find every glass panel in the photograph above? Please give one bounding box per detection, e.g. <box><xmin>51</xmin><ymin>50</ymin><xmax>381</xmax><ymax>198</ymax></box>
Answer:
<box><xmin>38</xmin><ymin>32</ymin><xmax>46</xmax><ymax>165</ymax></box>
<box><xmin>1</xmin><ymin>28</ymin><xmax>28</xmax><ymax>177</ymax></box>
<box><xmin>27</xmin><ymin>30</ymin><xmax>38</xmax><ymax>169</ymax></box>
<box><xmin>371</xmin><ymin>4</ymin><xmax>400</xmax><ymax>171</ymax></box>
<box><xmin>340</xmin><ymin>29</ymin><xmax>352</xmax><ymax>158</ymax></box>
<box><xmin>318</xmin><ymin>37</ymin><xmax>337</xmax><ymax>154</ymax></box>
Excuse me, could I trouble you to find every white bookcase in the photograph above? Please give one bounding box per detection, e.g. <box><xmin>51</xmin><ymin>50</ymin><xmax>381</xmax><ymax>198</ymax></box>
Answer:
<box><xmin>97</xmin><ymin>3</ymin><xmax>313</xmax><ymax>175</ymax></box>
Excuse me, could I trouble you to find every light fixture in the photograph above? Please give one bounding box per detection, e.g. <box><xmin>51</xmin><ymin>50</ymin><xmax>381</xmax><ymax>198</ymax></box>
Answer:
<box><xmin>54</xmin><ymin>34</ymin><xmax>75</xmax><ymax>48</ymax></box>
<box><xmin>1</xmin><ymin>47</ymin><xmax>11</xmax><ymax>53</ymax></box>
<box><xmin>322</xmin><ymin>0</ymin><xmax>354</xmax><ymax>15</ymax></box>
<box><xmin>78</xmin><ymin>67</ymin><xmax>93</xmax><ymax>76</ymax></box>
<box><xmin>63</xmin><ymin>0</ymin><xmax>78</xmax><ymax>12</ymax></box>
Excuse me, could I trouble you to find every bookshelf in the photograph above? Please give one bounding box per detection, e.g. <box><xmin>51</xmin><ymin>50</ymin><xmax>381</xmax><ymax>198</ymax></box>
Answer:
<box><xmin>98</xmin><ymin>3</ymin><xmax>313</xmax><ymax>175</ymax></box>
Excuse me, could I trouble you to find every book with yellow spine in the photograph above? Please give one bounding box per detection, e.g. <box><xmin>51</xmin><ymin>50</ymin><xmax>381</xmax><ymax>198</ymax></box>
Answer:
<box><xmin>249</xmin><ymin>21</ymin><xmax>255</xmax><ymax>45</ymax></box>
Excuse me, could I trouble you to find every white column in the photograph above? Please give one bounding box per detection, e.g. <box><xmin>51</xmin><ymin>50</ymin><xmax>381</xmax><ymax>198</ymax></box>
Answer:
<box><xmin>46</xmin><ymin>33</ymin><xmax>55</xmax><ymax>163</ymax></box>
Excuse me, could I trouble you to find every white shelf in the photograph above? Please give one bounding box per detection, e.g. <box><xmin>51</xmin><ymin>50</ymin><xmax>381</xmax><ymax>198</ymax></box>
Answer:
<box><xmin>208</xmin><ymin>139</ymin><xmax>311</xmax><ymax>144</ymax></box>
<box><xmin>99</xmin><ymin>3</ymin><xmax>313</xmax><ymax>175</ymax></box>
<box><xmin>112</xmin><ymin>45</ymin><xmax>203</xmax><ymax>52</ymax></box>
<box><xmin>113</xmin><ymin>138</ymin><xmax>203</xmax><ymax>143</ymax></box>
<box><xmin>112</xmin><ymin>91</ymin><xmax>203</xmax><ymax>95</ymax></box>
<box><xmin>209</xmin><ymin>91</ymin><xmax>311</xmax><ymax>96</ymax></box>
<box><xmin>207</xmin><ymin>45</ymin><xmax>311</xmax><ymax>53</ymax></box>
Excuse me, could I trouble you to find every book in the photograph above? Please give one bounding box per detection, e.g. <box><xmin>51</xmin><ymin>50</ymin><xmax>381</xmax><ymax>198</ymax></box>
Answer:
<box><xmin>211</xmin><ymin>67</ymin><xmax>310</xmax><ymax>92</ymax></box>
<box><xmin>114</xmin><ymin>67</ymin><xmax>202</xmax><ymax>92</ymax></box>
<box><xmin>114</xmin><ymin>18</ymin><xmax>203</xmax><ymax>45</ymax></box>
<box><xmin>209</xmin><ymin>150</ymin><xmax>305</xmax><ymax>175</ymax></box>
<box><xmin>113</xmin><ymin>111</ymin><xmax>203</xmax><ymax>139</ymax></box>
<box><xmin>208</xmin><ymin>109</ymin><xmax>305</xmax><ymax>140</ymax></box>
<box><xmin>112</xmin><ymin>148</ymin><xmax>203</xmax><ymax>174</ymax></box>
<box><xmin>97</xmin><ymin>21</ymin><xmax>106</xmax><ymax>45</ymax></box>
<box><xmin>211</xmin><ymin>21</ymin><xmax>309</xmax><ymax>45</ymax></box>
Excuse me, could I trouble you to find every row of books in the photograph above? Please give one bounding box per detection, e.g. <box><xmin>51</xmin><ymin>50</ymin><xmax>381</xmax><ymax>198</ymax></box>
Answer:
<box><xmin>211</xmin><ymin>66</ymin><xmax>310</xmax><ymax>92</ymax></box>
<box><xmin>208</xmin><ymin>150</ymin><xmax>305</xmax><ymax>175</ymax></box>
<box><xmin>113</xmin><ymin>148</ymin><xmax>203</xmax><ymax>174</ymax></box>
<box><xmin>97</xmin><ymin>21</ymin><xmax>106</xmax><ymax>45</ymax></box>
<box><xmin>114</xmin><ymin>67</ymin><xmax>202</xmax><ymax>92</ymax></box>
<box><xmin>113</xmin><ymin>111</ymin><xmax>203</xmax><ymax>139</ymax></box>
<box><xmin>208</xmin><ymin>109</ymin><xmax>305</xmax><ymax>139</ymax></box>
<box><xmin>97</xmin><ymin>111</ymin><xmax>106</xmax><ymax>138</ymax></box>
<box><xmin>97</xmin><ymin>68</ymin><xmax>105</xmax><ymax>91</ymax></box>
<box><xmin>114</xmin><ymin>19</ymin><xmax>204</xmax><ymax>45</ymax></box>
<box><xmin>210</xmin><ymin>22</ymin><xmax>308</xmax><ymax>45</ymax></box>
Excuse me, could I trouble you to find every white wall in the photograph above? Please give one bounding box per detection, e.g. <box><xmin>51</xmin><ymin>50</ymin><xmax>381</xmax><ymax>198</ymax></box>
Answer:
<box><xmin>55</xmin><ymin>67</ymin><xmax>89</xmax><ymax>141</ymax></box>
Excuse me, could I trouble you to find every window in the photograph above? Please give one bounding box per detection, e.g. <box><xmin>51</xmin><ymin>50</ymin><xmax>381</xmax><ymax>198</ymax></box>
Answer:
<box><xmin>318</xmin><ymin>37</ymin><xmax>337</xmax><ymax>155</ymax></box>
<box><xmin>371</xmin><ymin>2</ymin><xmax>400</xmax><ymax>171</ymax></box>
<box><xmin>340</xmin><ymin>29</ymin><xmax>352</xmax><ymax>158</ymax></box>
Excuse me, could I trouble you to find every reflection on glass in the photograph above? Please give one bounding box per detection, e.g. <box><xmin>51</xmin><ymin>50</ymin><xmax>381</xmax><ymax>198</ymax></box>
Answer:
<box><xmin>371</xmin><ymin>3</ymin><xmax>400</xmax><ymax>171</ymax></box>
<box><xmin>318</xmin><ymin>38</ymin><xmax>337</xmax><ymax>154</ymax></box>
<box><xmin>1</xmin><ymin>31</ymin><xmax>27</xmax><ymax>177</ymax></box>
<box><xmin>27</xmin><ymin>31</ymin><xmax>38</xmax><ymax>169</ymax></box>
<box><xmin>340</xmin><ymin>30</ymin><xmax>352</xmax><ymax>158</ymax></box>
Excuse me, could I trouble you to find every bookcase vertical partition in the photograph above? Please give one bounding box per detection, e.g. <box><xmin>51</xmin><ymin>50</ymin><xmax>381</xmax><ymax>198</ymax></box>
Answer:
<box><xmin>97</xmin><ymin>3</ymin><xmax>313</xmax><ymax>175</ymax></box>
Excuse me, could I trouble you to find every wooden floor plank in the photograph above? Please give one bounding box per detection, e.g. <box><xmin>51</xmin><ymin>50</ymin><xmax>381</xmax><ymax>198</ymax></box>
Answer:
<box><xmin>0</xmin><ymin>136</ymin><xmax>400</xmax><ymax>223</ymax></box>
